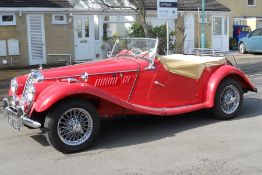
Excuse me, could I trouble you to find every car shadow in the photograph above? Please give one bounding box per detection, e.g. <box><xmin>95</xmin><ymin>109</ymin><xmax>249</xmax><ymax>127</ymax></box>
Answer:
<box><xmin>31</xmin><ymin>134</ymin><xmax>50</xmax><ymax>147</ymax></box>
<box><xmin>91</xmin><ymin>97</ymin><xmax>262</xmax><ymax>150</ymax></box>
<box><xmin>30</xmin><ymin>97</ymin><xmax>262</xmax><ymax>151</ymax></box>
<box><xmin>251</xmin><ymin>53</ymin><xmax>262</xmax><ymax>55</ymax></box>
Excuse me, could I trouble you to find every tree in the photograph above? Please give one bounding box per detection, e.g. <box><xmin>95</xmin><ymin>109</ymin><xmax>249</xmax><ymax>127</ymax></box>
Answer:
<box><xmin>92</xmin><ymin>0</ymin><xmax>152</xmax><ymax>37</ymax></box>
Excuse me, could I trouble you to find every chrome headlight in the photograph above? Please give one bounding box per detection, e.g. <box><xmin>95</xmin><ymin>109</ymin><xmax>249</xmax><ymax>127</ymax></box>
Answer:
<box><xmin>25</xmin><ymin>85</ymin><xmax>35</xmax><ymax>102</ymax></box>
<box><xmin>30</xmin><ymin>70</ymin><xmax>45</xmax><ymax>83</ymax></box>
<box><xmin>20</xmin><ymin>70</ymin><xmax>43</xmax><ymax>112</ymax></box>
<box><xmin>20</xmin><ymin>84</ymin><xmax>35</xmax><ymax>112</ymax></box>
<box><xmin>10</xmin><ymin>78</ymin><xmax>18</xmax><ymax>95</ymax></box>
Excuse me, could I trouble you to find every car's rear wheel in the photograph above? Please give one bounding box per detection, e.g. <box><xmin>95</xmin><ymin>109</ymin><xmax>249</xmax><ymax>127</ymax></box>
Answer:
<box><xmin>212</xmin><ymin>78</ymin><xmax>243</xmax><ymax>120</ymax></box>
<box><xmin>239</xmin><ymin>43</ymin><xmax>247</xmax><ymax>54</ymax></box>
<box><xmin>44</xmin><ymin>99</ymin><xmax>100</xmax><ymax>153</ymax></box>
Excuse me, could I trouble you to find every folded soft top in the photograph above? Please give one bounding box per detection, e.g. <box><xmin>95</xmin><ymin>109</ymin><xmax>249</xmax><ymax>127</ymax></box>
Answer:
<box><xmin>158</xmin><ymin>54</ymin><xmax>227</xmax><ymax>79</ymax></box>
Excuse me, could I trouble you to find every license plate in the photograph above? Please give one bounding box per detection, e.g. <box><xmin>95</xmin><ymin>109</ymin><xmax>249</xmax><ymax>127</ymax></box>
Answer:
<box><xmin>8</xmin><ymin>115</ymin><xmax>20</xmax><ymax>132</ymax></box>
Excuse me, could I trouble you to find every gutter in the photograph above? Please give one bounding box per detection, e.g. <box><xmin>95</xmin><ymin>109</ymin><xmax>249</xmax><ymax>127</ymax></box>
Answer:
<box><xmin>0</xmin><ymin>7</ymin><xmax>136</xmax><ymax>14</ymax></box>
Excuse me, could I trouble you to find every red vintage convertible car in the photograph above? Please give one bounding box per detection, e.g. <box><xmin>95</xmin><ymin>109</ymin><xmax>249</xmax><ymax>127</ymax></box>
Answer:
<box><xmin>2</xmin><ymin>38</ymin><xmax>257</xmax><ymax>153</ymax></box>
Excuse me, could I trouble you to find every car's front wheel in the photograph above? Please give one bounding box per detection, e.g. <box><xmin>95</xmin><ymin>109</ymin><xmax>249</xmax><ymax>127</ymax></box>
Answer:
<box><xmin>239</xmin><ymin>43</ymin><xmax>247</xmax><ymax>54</ymax></box>
<box><xmin>212</xmin><ymin>78</ymin><xmax>243</xmax><ymax>120</ymax></box>
<box><xmin>44</xmin><ymin>99</ymin><xmax>100</xmax><ymax>153</ymax></box>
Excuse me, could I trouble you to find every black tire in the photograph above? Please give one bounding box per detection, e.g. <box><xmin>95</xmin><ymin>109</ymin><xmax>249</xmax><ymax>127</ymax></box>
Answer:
<box><xmin>212</xmin><ymin>78</ymin><xmax>243</xmax><ymax>120</ymax></box>
<box><xmin>239</xmin><ymin>42</ymin><xmax>247</xmax><ymax>54</ymax></box>
<box><xmin>44</xmin><ymin>99</ymin><xmax>100</xmax><ymax>153</ymax></box>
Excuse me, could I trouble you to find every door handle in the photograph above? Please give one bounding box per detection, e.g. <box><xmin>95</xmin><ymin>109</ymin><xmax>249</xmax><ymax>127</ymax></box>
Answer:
<box><xmin>154</xmin><ymin>81</ymin><xmax>165</xmax><ymax>87</ymax></box>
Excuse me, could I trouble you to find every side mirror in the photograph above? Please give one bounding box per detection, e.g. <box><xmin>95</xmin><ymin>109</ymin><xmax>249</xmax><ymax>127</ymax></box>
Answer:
<box><xmin>247</xmin><ymin>33</ymin><xmax>251</xmax><ymax>38</ymax></box>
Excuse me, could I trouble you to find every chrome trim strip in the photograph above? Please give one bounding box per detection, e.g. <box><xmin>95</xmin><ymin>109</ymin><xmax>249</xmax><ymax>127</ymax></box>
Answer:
<box><xmin>44</xmin><ymin>70</ymin><xmax>138</xmax><ymax>80</ymax></box>
<box><xmin>21</xmin><ymin>115</ymin><xmax>41</xmax><ymax>129</ymax></box>
<box><xmin>22</xmin><ymin>73</ymin><xmax>31</xmax><ymax>99</ymax></box>
<box><xmin>128</xmin><ymin>71</ymin><xmax>139</xmax><ymax>101</ymax></box>
<box><xmin>122</xmin><ymin>58</ymin><xmax>140</xmax><ymax>101</ymax></box>
<box><xmin>44</xmin><ymin>75</ymin><xmax>82</xmax><ymax>80</ymax></box>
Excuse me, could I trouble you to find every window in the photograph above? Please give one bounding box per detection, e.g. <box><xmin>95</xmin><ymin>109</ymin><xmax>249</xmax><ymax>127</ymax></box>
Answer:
<box><xmin>94</xmin><ymin>15</ymin><xmax>100</xmax><ymax>40</ymax></box>
<box><xmin>250</xmin><ymin>29</ymin><xmax>262</xmax><ymax>37</ymax></box>
<box><xmin>84</xmin><ymin>18</ymin><xmax>89</xmax><ymax>37</ymax></box>
<box><xmin>104</xmin><ymin>16</ymin><xmax>118</xmax><ymax>22</ymax></box>
<box><xmin>52</xmin><ymin>14</ymin><xmax>67</xmax><ymax>24</ymax></box>
<box><xmin>77</xmin><ymin>19</ymin><xmax>82</xmax><ymax>38</ymax></box>
<box><xmin>0</xmin><ymin>14</ymin><xmax>16</xmax><ymax>26</ymax></box>
<box><xmin>248</xmin><ymin>0</ymin><xmax>256</xmax><ymax>6</ymax></box>
<box><xmin>224</xmin><ymin>16</ymin><xmax>228</xmax><ymax>35</ymax></box>
<box><xmin>241</xmin><ymin>27</ymin><xmax>251</xmax><ymax>32</ymax></box>
<box><xmin>198</xmin><ymin>15</ymin><xmax>208</xmax><ymax>23</ymax></box>
<box><xmin>213</xmin><ymin>17</ymin><xmax>222</xmax><ymax>35</ymax></box>
<box><xmin>103</xmin><ymin>15</ymin><xmax>135</xmax><ymax>38</ymax></box>
<box><xmin>234</xmin><ymin>19</ymin><xmax>241</xmax><ymax>25</ymax></box>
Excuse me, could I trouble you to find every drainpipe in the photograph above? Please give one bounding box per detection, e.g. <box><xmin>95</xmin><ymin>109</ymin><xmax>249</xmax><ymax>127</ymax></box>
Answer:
<box><xmin>201</xmin><ymin>0</ymin><xmax>206</xmax><ymax>48</ymax></box>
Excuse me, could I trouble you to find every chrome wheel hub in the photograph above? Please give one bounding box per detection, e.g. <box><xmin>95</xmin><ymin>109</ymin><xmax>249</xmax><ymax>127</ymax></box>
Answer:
<box><xmin>220</xmin><ymin>85</ymin><xmax>240</xmax><ymax>114</ymax></box>
<box><xmin>68</xmin><ymin>119</ymin><xmax>83</xmax><ymax>133</ymax></box>
<box><xmin>57</xmin><ymin>108</ymin><xmax>93</xmax><ymax>146</ymax></box>
<box><xmin>240</xmin><ymin>44</ymin><xmax>244</xmax><ymax>53</ymax></box>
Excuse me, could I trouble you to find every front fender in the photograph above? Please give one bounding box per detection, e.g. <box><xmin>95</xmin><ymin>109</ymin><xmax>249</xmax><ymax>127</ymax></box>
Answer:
<box><xmin>205</xmin><ymin>65</ymin><xmax>257</xmax><ymax>108</ymax></box>
<box><xmin>33</xmin><ymin>83</ymin><xmax>122</xmax><ymax>113</ymax></box>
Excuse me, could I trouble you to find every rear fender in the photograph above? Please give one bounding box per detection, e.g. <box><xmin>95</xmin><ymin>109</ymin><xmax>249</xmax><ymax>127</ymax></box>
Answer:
<box><xmin>205</xmin><ymin>65</ymin><xmax>257</xmax><ymax>108</ymax></box>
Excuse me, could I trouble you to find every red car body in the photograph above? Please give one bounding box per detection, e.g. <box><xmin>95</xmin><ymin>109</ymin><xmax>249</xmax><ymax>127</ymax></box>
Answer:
<box><xmin>3</xmin><ymin>38</ymin><xmax>257</xmax><ymax>152</ymax></box>
<box><xmin>10</xmin><ymin>53</ymin><xmax>256</xmax><ymax>119</ymax></box>
<box><xmin>12</xmin><ymin>55</ymin><xmax>256</xmax><ymax>117</ymax></box>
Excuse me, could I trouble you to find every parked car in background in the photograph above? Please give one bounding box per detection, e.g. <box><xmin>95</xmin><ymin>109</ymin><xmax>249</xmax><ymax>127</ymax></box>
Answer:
<box><xmin>2</xmin><ymin>38</ymin><xmax>257</xmax><ymax>153</ymax></box>
<box><xmin>233</xmin><ymin>25</ymin><xmax>251</xmax><ymax>43</ymax></box>
<box><xmin>239</xmin><ymin>28</ymin><xmax>262</xmax><ymax>54</ymax></box>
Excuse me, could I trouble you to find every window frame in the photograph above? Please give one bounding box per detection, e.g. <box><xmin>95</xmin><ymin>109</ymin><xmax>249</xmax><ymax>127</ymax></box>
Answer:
<box><xmin>247</xmin><ymin>0</ymin><xmax>256</xmax><ymax>6</ymax></box>
<box><xmin>52</xmin><ymin>14</ymin><xmax>67</xmax><ymax>25</ymax></box>
<box><xmin>0</xmin><ymin>14</ymin><xmax>16</xmax><ymax>26</ymax></box>
<box><xmin>102</xmin><ymin>15</ymin><xmax>135</xmax><ymax>37</ymax></box>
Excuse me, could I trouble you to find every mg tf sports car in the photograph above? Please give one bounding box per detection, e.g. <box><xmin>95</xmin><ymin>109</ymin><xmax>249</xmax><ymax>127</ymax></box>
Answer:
<box><xmin>2</xmin><ymin>38</ymin><xmax>257</xmax><ymax>153</ymax></box>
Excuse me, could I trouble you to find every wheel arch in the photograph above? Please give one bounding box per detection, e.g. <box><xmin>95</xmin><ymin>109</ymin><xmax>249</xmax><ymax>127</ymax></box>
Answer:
<box><xmin>205</xmin><ymin>65</ymin><xmax>257</xmax><ymax>108</ymax></box>
<box><xmin>31</xmin><ymin>83</ymin><xmax>119</xmax><ymax>114</ymax></box>
<box><xmin>30</xmin><ymin>93</ymin><xmax>102</xmax><ymax>125</ymax></box>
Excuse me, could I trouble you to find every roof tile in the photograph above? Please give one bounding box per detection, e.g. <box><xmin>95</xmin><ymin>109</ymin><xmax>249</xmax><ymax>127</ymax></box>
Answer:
<box><xmin>0</xmin><ymin>0</ymin><xmax>72</xmax><ymax>8</ymax></box>
<box><xmin>134</xmin><ymin>0</ymin><xmax>230</xmax><ymax>11</ymax></box>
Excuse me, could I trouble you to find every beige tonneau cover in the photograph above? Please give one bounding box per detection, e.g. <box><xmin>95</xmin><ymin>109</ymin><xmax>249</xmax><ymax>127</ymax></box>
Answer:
<box><xmin>158</xmin><ymin>54</ymin><xmax>227</xmax><ymax>79</ymax></box>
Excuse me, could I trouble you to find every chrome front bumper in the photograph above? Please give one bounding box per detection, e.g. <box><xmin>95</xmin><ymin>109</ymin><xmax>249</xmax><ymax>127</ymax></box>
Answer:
<box><xmin>1</xmin><ymin>98</ymin><xmax>41</xmax><ymax>129</ymax></box>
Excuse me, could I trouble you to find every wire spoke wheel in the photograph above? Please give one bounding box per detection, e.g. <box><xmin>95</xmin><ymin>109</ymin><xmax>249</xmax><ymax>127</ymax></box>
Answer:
<box><xmin>44</xmin><ymin>99</ymin><xmax>100</xmax><ymax>153</ymax></box>
<box><xmin>213</xmin><ymin>79</ymin><xmax>243</xmax><ymax>120</ymax></box>
<box><xmin>239</xmin><ymin>43</ymin><xmax>246</xmax><ymax>54</ymax></box>
<box><xmin>57</xmin><ymin>108</ymin><xmax>93</xmax><ymax>146</ymax></box>
<box><xmin>220</xmin><ymin>85</ymin><xmax>240</xmax><ymax>114</ymax></box>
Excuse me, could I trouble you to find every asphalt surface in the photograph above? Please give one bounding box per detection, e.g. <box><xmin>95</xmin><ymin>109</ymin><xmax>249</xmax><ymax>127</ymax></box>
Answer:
<box><xmin>0</xmin><ymin>56</ymin><xmax>262</xmax><ymax>175</ymax></box>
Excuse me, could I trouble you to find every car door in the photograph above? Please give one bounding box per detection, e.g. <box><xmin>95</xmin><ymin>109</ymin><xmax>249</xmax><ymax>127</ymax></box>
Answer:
<box><xmin>258</xmin><ymin>29</ymin><xmax>262</xmax><ymax>52</ymax></box>
<box><xmin>247</xmin><ymin>29</ymin><xmax>261</xmax><ymax>51</ymax></box>
<box><xmin>147</xmin><ymin>62</ymin><xmax>198</xmax><ymax>108</ymax></box>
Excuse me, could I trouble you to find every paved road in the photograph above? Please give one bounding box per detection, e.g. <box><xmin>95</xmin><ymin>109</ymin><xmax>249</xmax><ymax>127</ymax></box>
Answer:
<box><xmin>0</xmin><ymin>63</ymin><xmax>262</xmax><ymax>175</ymax></box>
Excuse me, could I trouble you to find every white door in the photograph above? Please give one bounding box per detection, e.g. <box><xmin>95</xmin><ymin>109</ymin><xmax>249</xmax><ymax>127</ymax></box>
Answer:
<box><xmin>212</xmin><ymin>16</ymin><xmax>229</xmax><ymax>51</ymax></box>
<box><xmin>74</xmin><ymin>15</ymin><xmax>94</xmax><ymax>62</ymax></box>
<box><xmin>27</xmin><ymin>14</ymin><xmax>46</xmax><ymax>65</ymax></box>
<box><xmin>184</xmin><ymin>14</ymin><xmax>195</xmax><ymax>53</ymax></box>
